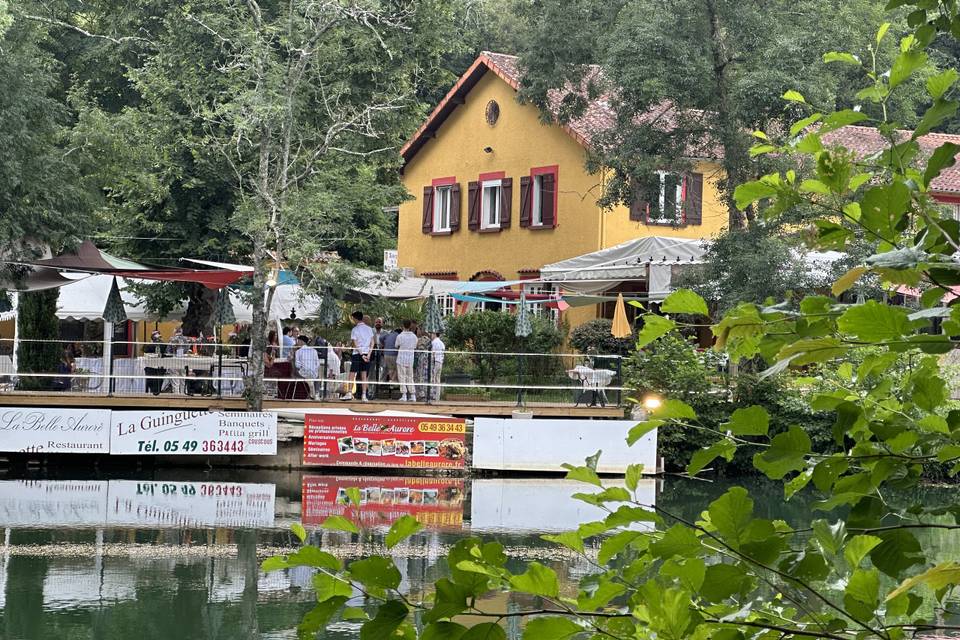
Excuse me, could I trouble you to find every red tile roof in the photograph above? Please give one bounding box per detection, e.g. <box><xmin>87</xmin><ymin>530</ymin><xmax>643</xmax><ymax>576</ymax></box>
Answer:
<box><xmin>822</xmin><ymin>125</ymin><xmax>960</xmax><ymax>195</ymax></box>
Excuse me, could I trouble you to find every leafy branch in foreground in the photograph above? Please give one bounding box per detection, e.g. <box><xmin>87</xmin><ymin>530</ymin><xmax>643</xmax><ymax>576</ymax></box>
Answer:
<box><xmin>262</xmin><ymin>5</ymin><xmax>960</xmax><ymax>639</ymax></box>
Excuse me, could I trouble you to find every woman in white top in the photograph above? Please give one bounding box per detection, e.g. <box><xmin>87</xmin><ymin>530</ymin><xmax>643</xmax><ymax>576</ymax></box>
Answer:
<box><xmin>395</xmin><ymin>319</ymin><xmax>419</xmax><ymax>402</ymax></box>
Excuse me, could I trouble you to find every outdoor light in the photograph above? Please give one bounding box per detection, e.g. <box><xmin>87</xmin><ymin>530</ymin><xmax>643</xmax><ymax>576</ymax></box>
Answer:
<box><xmin>289</xmin><ymin>308</ymin><xmax>297</xmax><ymax>320</ymax></box>
<box><xmin>483</xmin><ymin>146</ymin><xmax>493</xmax><ymax>153</ymax></box>
<box><xmin>642</xmin><ymin>395</ymin><xmax>662</xmax><ymax>411</ymax></box>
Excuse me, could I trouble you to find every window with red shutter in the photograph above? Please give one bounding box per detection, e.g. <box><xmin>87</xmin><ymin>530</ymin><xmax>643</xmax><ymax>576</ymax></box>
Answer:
<box><xmin>421</xmin><ymin>186</ymin><xmax>434</xmax><ymax>234</ymax></box>
<box><xmin>467</xmin><ymin>181</ymin><xmax>480</xmax><ymax>231</ymax></box>
<box><xmin>519</xmin><ymin>176</ymin><xmax>532</xmax><ymax>228</ymax></box>
<box><xmin>685</xmin><ymin>173</ymin><xmax>703</xmax><ymax>225</ymax></box>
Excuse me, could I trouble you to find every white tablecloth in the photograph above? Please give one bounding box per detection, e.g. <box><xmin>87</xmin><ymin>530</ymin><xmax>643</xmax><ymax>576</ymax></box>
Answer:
<box><xmin>135</xmin><ymin>355</ymin><xmax>247</xmax><ymax>396</ymax></box>
<box><xmin>73</xmin><ymin>357</ymin><xmax>104</xmax><ymax>392</ymax></box>
<box><xmin>567</xmin><ymin>366</ymin><xmax>615</xmax><ymax>389</ymax></box>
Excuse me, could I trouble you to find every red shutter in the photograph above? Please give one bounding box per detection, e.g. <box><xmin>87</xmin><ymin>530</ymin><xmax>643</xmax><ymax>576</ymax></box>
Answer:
<box><xmin>467</xmin><ymin>181</ymin><xmax>480</xmax><ymax>231</ymax></box>
<box><xmin>519</xmin><ymin>176</ymin><xmax>531</xmax><ymax>228</ymax></box>
<box><xmin>541</xmin><ymin>173</ymin><xmax>556</xmax><ymax>228</ymax></box>
<box><xmin>422</xmin><ymin>186</ymin><xmax>434</xmax><ymax>233</ymax></box>
<box><xmin>500</xmin><ymin>178</ymin><xmax>513</xmax><ymax>228</ymax></box>
<box><xmin>450</xmin><ymin>183</ymin><xmax>462</xmax><ymax>231</ymax></box>
<box><xmin>685</xmin><ymin>173</ymin><xmax>703</xmax><ymax>225</ymax></box>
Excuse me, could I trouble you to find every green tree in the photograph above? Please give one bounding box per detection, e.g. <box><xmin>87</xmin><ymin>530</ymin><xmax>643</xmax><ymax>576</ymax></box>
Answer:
<box><xmin>16</xmin><ymin>290</ymin><xmax>61</xmax><ymax>391</ymax></box>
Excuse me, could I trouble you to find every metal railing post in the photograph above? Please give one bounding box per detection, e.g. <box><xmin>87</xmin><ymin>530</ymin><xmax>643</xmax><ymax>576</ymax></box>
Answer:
<box><xmin>321</xmin><ymin>347</ymin><xmax>328</xmax><ymax>400</ymax></box>
<box><xmin>615</xmin><ymin>357</ymin><xmax>623</xmax><ymax>407</ymax></box>
<box><xmin>515</xmin><ymin>352</ymin><xmax>523</xmax><ymax>407</ymax></box>
<box><xmin>217</xmin><ymin>343</ymin><xmax>224</xmax><ymax>399</ymax></box>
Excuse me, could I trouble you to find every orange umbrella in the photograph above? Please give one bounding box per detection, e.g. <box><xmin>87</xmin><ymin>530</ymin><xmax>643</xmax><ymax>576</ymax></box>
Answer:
<box><xmin>611</xmin><ymin>293</ymin><xmax>632</xmax><ymax>338</ymax></box>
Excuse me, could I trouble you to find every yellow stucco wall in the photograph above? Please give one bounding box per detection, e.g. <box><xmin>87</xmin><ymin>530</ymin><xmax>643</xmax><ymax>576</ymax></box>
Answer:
<box><xmin>398</xmin><ymin>72</ymin><xmax>604</xmax><ymax>281</ymax></box>
<box><xmin>398</xmin><ymin>70</ymin><xmax>727</xmax><ymax>329</ymax></box>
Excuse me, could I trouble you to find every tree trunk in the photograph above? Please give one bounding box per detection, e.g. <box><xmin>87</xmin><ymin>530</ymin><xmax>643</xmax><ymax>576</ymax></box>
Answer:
<box><xmin>245</xmin><ymin>240</ymin><xmax>268</xmax><ymax>410</ymax></box>
<box><xmin>704</xmin><ymin>0</ymin><xmax>748</xmax><ymax>230</ymax></box>
<box><xmin>181</xmin><ymin>284</ymin><xmax>218</xmax><ymax>337</ymax></box>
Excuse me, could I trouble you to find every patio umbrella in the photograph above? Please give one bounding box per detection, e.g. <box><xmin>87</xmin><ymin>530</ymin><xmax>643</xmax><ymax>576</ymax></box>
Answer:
<box><xmin>214</xmin><ymin>287</ymin><xmax>236</xmax><ymax>325</ymax></box>
<box><xmin>317</xmin><ymin>289</ymin><xmax>341</xmax><ymax>327</ymax></box>
<box><xmin>514</xmin><ymin>290</ymin><xmax>532</xmax><ymax>338</ymax></box>
<box><xmin>102</xmin><ymin>277</ymin><xmax>128</xmax><ymax>324</ymax></box>
<box><xmin>611</xmin><ymin>293</ymin><xmax>631</xmax><ymax>338</ymax></box>
<box><xmin>422</xmin><ymin>291</ymin><xmax>445</xmax><ymax>334</ymax></box>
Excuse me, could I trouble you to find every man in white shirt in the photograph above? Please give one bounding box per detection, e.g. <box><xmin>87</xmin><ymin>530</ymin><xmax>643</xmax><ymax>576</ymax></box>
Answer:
<box><xmin>293</xmin><ymin>335</ymin><xmax>320</xmax><ymax>398</ymax></box>
<box><xmin>343</xmin><ymin>310</ymin><xmax>375</xmax><ymax>401</ymax></box>
<box><xmin>430</xmin><ymin>332</ymin><xmax>445</xmax><ymax>401</ymax></box>
<box><xmin>395</xmin><ymin>319</ymin><xmax>419</xmax><ymax>402</ymax></box>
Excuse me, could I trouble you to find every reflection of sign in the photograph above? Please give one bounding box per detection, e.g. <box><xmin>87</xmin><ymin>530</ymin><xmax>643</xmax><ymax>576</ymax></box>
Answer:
<box><xmin>111</xmin><ymin>411</ymin><xmax>277</xmax><ymax>455</ymax></box>
<box><xmin>0</xmin><ymin>480</ymin><xmax>276</xmax><ymax>529</ymax></box>
<box><xmin>0</xmin><ymin>408</ymin><xmax>111</xmax><ymax>453</ymax></box>
<box><xmin>383</xmin><ymin>249</ymin><xmax>398</xmax><ymax>271</ymax></box>
<box><xmin>302</xmin><ymin>475</ymin><xmax>464</xmax><ymax>529</ymax></box>
<box><xmin>303</xmin><ymin>412</ymin><xmax>467</xmax><ymax>469</ymax></box>
<box><xmin>0</xmin><ymin>480</ymin><xmax>107</xmax><ymax>526</ymax></box>
<box><xmin>107</xmin><ymin>480</ymin><xmax>276</xmax><ymax>528</ymax></box>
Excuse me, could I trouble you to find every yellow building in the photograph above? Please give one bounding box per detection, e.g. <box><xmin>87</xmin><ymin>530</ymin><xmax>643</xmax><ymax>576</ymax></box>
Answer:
<box><xmin>397</xmin><ymin>52</ymin><xmax>727</xmax><ymax>327</ymax></box>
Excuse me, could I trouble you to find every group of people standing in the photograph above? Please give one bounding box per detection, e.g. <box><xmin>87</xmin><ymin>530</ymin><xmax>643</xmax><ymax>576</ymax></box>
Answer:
<box><xmin>265</xmin><ymin>311</ymin><xmax>445</xmax><ymax>402</ymax></box>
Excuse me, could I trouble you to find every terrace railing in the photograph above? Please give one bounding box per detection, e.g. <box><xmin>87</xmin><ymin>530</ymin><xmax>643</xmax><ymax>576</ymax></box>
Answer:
<box><xmin>0</xmin><ymin>338</ymin><xmax>627</xmax><ymax>408</ymax></box>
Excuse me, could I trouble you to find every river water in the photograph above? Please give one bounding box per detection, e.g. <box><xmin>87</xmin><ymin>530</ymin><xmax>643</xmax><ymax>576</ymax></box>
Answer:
<box><xmin>0</xmin><ymin>469</ymin><xmax>954</xmax><ymax>639</ymax></box>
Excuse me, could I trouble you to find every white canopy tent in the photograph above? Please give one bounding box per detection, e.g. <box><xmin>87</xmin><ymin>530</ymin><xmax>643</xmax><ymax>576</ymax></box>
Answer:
<box><xmin>541</xmin><ymin>236</ymin><xmax>707</xmax><ymax>300</ymax></box>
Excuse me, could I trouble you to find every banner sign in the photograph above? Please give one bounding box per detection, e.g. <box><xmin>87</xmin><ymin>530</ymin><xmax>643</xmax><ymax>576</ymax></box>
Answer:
<box><xmin>0</xmin><ymin>408</ymin><xmax>111</xmax><ymax>454</ymax></box>
<box><xmin>302</xmin><ymin>475</ymin><xmax>465</xmax><ymax>529</ymax></box>
<box><xmin>106</xmin><ymin>480</ymin><xmax>276</xmax><ymax>528</ymax></box>
<box><xmin>303</xmin><ymin>412</ymin><xmax>467</xmax><ymax>469</ymax></box>
<box><xmin>110</xmin><ymin>411</ymin><xmax>277</xmax><ymax>455</ymax></box>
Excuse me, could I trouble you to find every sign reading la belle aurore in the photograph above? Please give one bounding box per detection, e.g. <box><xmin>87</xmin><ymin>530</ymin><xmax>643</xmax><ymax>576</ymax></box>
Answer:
<box><xmin>0</xmin><ymin>408</ymin><xmax>111</xmax><ymax>453</ymax></box>
<box><xmin>111</xmin><ymin>411</ymin><xmax>277</xmax><ymax>455</ymax></box>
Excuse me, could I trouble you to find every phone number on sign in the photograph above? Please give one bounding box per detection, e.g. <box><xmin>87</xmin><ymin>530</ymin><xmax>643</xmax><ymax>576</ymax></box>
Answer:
<box><xmin>418</xmin><ymin>422</ymin><xmax>465</xmax><ymax>434</ymax></box>
<box><xmin>136</xmin><ymin>440</ymin><xmax>246</xmax><ymax>453</ymax></box>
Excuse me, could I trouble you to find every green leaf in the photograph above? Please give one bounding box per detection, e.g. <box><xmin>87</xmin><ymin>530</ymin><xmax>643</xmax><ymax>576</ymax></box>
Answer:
<box><xmin>812</xmin><ymin>519</ymin><xmax>847</xmax><ymax>555</ymax></box>
<box><xmin>916</xmin><ymin>98</ymin><xmax>959</xmax><ymax>137</ymax></box>
<box><xmin>753</xmin><ymin>426</ymin><xmax>811</xmax><ymax>480</ymax></box>
<box><xmin>291</xmin><ymin>523</ymin><xmax>307</xmax><ymax>544</ymax></box>
<box><xmin>651</xmin><ymin>399</ymin><xmax>697</xmax><ymax>421</ymax></box>
<box><xmin>360</xmin><ymin>600</ymin><xmax>408</xmax><ymax>640</ymax></box>
<box><xmin>927</xmin><ymin>68</ymin><xmax>959</xmax><ymax>100</ymax></box>
<box><xmin>701</xmin><ymin>563</ymin><xmax>750</xmax><ymax>602</ymax></box>
<box><xmin>461</xmin><ymin>623</ymin><xmax>506</xmax><ymax>640</ymax></box>
<box><xmin>299</xmin><ymin>597</ymin><xmax>348</xmax><ymax>640</ymax></box>
<box><xmin>783</xmin><ymin>90</ymin><xmax>806</xmax><ymax>103</ymax></box>
<box><xmin>870</xmin><ymin>529</ymin><xmax>923</xmax><ymax>578</ymax></box>
<box><xmin>342</xmin><ymin>607</ymin><xmax>368</xmax><ymax>621</ymax></box>
<box><xmin>823</xmin><ymin>51</ymin><xmax>860</xmax><ymax>65</ymax></box>
<box><xmin>345</xmin><ymin>487</ymin><xmax>362</xmax><ymax>506</ymax></box>
<box><xmin>625</xmin><ymin>464</ymin><xmax>644</xmax><ymax>491</ymax></box>
<box><xmin>844</xmin><ymin>535</ymin><xmax>882</xmax><ymax>568</ymax></box>
<box><xmin>283</xmin><ymin>546</ymin><xmax>341</xmax><ymax>571</ymax></box>
<box><xmin>598</xmin><ymin>531</ymin><xmax>643</xmax><ymax>564</ymax></box>
<box><xmin>661</xmin><ymin>557</ymin><xmax>706</xmax><ymax>591</ymax></box>
<box><xmin>314</xmin><ymin>572</ymin><xmax>354</xmax><ymax>602</ymax></box>
<box><xmin>541</xmin><ymin>531</ymin><xmax>584</xmax><ymax>554</ymax></box>
<box><xmin>776</xmin><ymin>337</ymin><xmax>848</xmax><ymax>367</ymax></box>
<box><xmin>350</xmin><ymin>556</ymin><xmax>402</xmax><ymax>590</ymax></box>
<box><xmin>627</xmin><ymin>419</ymin><xmax>663</xmax><ymax>446</ymax></box>
<box><xmin>724</xmin><ymin>405</ymin><xmax>770</xmax><ymax>436</ymax></box>
<box><xmin>708</xmin><ymin>487</ymin><xmax>754</xmax><ymax>548</ymax></box>
<box><xmin>687</xmin><ymin>438</ymin><xmax>736</xmax><ymax>475</ymax></box>
<box><xmin>521</xmin><ymin>617</ymin><xmax>583</xmax><ymax>640</ymax></box>
<box><xmin>650</xmin><ymin>524</ymin><xmax>703</xmax><ymax>558</ymax></box>
<box><xmin>561</xmin><ymin>464</ymin><xmax>601</xmax><ymax>487</ymax></box>
<box><xmin>604</xmin><ymin>505</ymin><xmax>661</xmax><ymax>528</ymax></box>
<box><xmin>844</xmin><ymin>568</ymin><xmax>880</xmax><ymax>622</ymax></box>
<box><xmin>508</xmin><ymin>562</ymin><xmax>560</xmax><ymax>598</ymax></box>
<box><xmin>578</xmin><ymin>581</ymin><xmax>627</xmax><ymax>611</ymax></box>
<box><xmin>821</xmin><ymin>109</ymin><xmax>869</xmax><ymax>132</ymax></box>
<box><xmin>832</xmin><ymin>266</ymin><xmax>867</xmax><ymax>296</ymax></box>
<box><xmin>923</xmin><ymin>142</ymin><xmax>960</xmax><ymax>187</ymax></box>
<box><xmin>860</xmin><ymin>183</ymin><xmax>911</xmax><ymax>240</ymax></box>
<box><xmin>385</xmin><ymin>515</ymin><xmax>423</xmax><ymax>550</ymax></box>
<box><xmin>837</xmin><ymin>300</ymin><xmax>911</xmax><ymax>341</ymax></box>
<box><xmin>876</xmin><ymin>22</ymin><xmax>891</xmax><ymax>44</ymax></box>
<box><xmin>636</xmin><ymin>314</ymin><xmax>676</xmax><ymax>348</ymax></box>
<box><xmin>321</xmin><ymin>515</ymin><xmax>360</xmax><ymax>534</ymax></box>
<box><xmin>799</xmin><ymin>179</ymin><xmax>832</xmax><ymax>195</ymax></box>
<box><xmin>422</xmin><ymin>622</ymin><xmax>468</xmax><ymax>640</ymax></box>
<box><xmin>734</xmin><ymin>179</ymin><xmax>779</xmax><ymax>210</ymax></box>
<box><xmin>573</xmin><ymin>486</ymin><xmax>632</xmax><ymax>506</ymax></box>
<box><xmin>424</xmin><ymin>578</ymin><xmax>473</xmax><ymax>623</ymax></box>
<box><xmin>661</xmin><ymin>288</ymin><xmax>709</xmax><ymax>316</ymax></box>
<box><xmin>890</xmin><ymin>49</ymin><xmax>927</xmax><ymax>89</ymax></box>
<box><xmin>887</xmin><ymin>562</ymin><xmax>960</xmax><ymax>601</ymax></box>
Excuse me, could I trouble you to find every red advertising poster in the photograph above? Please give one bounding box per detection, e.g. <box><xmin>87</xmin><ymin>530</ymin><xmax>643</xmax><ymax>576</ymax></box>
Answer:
<box><xmin>302</xmin><ymin>475</ymin><xmax>465</xmax><ymax>529</ymax></box>
<box><xmin>303</xmin><ymin>411</ymin><xmax>467</xmax><ymax>470</ymax></box>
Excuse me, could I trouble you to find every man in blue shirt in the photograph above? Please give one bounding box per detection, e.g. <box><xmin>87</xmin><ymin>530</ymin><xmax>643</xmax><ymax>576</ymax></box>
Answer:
<box><xmin>280</xmin><ymin>326</ymin><xmax>295</xmax><ymax>358</ymax></box>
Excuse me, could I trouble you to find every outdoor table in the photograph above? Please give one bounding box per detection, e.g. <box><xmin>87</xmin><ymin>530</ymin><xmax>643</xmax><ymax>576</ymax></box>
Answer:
<box><xmin>135</xmin><ymin>355</ymin><xmax>247</xmax><ymax>396</ymax></box>
<box><xmin>567</xmin><ymin>365</ymin><xmax>615</xmax><ymax>407</ymax></box>
<box><xmin>267</xmin><ymin>360</ymin><xmax>310</xmax><ymax>400</ymax></box>
<box><xmin>72</xmin><ymin>357</ymin><xmax>104</xmax><ymax>392</ymax></box>
<box><xmin>113</xmin><ymin>358</ymin><xmax>145</xmax><ymax>394</ymax></box>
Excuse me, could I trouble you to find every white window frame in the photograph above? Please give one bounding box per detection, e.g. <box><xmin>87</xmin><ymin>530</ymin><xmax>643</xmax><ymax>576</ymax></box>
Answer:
<box><xmin>650</xmin><ymin>171</ymin><xmax>684</xmax><ymax>224</ymax></box>
<box><xmin>523</xmin><ymin>283</ymin><xmax>559</xmax><ymax>323</ymax></box>
<box><xmin>436</xmin><ymin>294</ymin><xmax>456</xmax><ymax>317</ymax></box>
<box><xmin>532</xmin><ymin>174</ymin><xmax>544</xmax><ymax>226</ymax></box>
<box><xmin>481</xmin><ymin>179</ymin><xmax>502</xmax><ymax>230</ymax></box>
<box><xmin>433</xmin><ymin>185</ymin><xmax>452</xmax><ymax>233</ymax></box>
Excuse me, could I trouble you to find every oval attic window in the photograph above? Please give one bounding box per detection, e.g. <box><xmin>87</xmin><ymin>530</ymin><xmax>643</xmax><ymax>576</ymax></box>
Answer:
<box><xmin>485</xmin><ymin>100</ymin><xmax>500</xmax><ymax>126</ymax></box>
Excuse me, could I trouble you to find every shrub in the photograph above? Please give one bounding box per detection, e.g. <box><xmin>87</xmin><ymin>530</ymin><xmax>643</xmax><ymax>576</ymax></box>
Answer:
<box><xmin>569</xmin><ymin>319</ymin><xmax>635</xmax><ymax>356</ymax></box>
<box><xmin>17</xmin><ymin>289</ymin><xmax>61</xmax><ymax>391</ymax></box>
